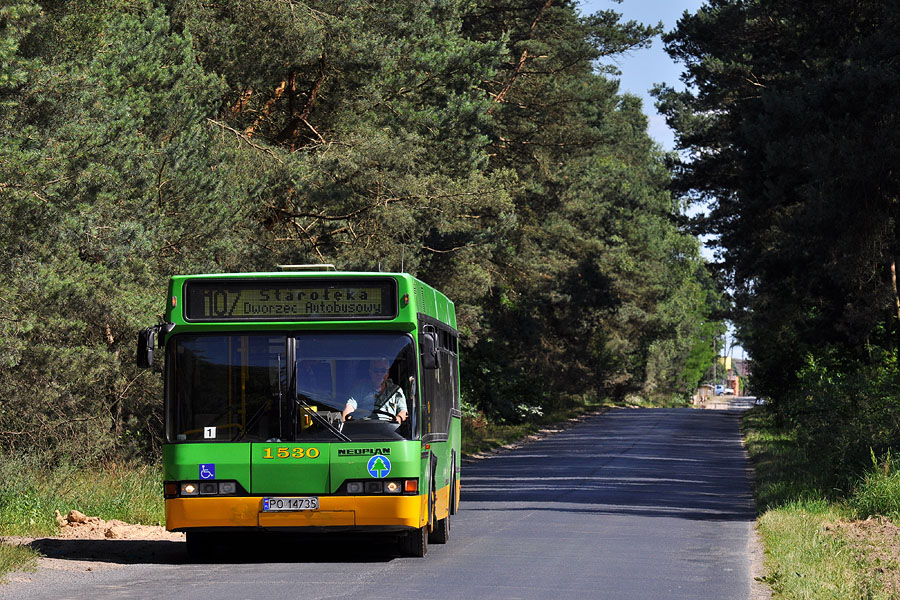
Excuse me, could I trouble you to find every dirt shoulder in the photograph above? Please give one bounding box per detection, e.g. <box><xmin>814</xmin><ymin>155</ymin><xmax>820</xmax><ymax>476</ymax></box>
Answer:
<box><xmin>49</xmin><ymin>509</ymin><xmax>183</xmax><ymax>541</ymax></box>
<box><xmin>828</xmin><ymin>516</ymin><xmax>900</xmax><ymax>597</ymax></box>
<box><xmin>1</xmin><ymin>510</ymin><xmax>185</xmax><ymax>582</ymax></box>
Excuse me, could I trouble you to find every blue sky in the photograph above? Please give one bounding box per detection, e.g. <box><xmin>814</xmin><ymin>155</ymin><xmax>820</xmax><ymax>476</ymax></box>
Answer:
<box><xmin>577</xmin><ymin>0</ymin><xmax>706</xmax><ymax>151</ymax></box>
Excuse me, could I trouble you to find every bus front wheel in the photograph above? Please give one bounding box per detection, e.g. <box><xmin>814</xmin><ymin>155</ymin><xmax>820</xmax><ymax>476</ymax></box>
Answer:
<box><xmin>429</xmin><ymin>511</ymin><xmax>450</xmax><ymax>544</ymax></box>
<box><xmin>400</xmin><ymin>526</ymin><xmax>428</xmax><ymax>557</ymax></box>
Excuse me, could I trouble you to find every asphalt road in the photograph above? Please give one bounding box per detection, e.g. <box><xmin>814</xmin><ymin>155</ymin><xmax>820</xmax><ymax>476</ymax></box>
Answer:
<box><xmin>2</xmin><ymin>408</ymin><xmax>758</xmax><ymax>600</ymax></box>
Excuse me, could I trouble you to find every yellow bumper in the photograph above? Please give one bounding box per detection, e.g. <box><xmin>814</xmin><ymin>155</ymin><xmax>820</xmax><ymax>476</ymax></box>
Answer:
<box><xmin>166</xmin><ymin>494</ymin><xmax>428</xmax><ymax>531</ymax></box>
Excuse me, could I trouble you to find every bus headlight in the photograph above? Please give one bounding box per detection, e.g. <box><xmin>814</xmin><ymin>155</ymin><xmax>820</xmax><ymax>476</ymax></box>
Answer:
<box><xmin>342</xmin><ymin>479</ymin><xmax>416</xmax><ymax>495</ymax></box>
<box><xmin>176</xmin><ymin>480</ymin><xmax>241</xmax><ymax>496</ymax></box>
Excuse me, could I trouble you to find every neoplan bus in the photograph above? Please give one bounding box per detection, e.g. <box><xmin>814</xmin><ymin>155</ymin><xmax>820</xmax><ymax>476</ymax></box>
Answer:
<box><xmin>136</xmin><ymin>269</ymin><xmax>461</xmax><ymax>556</ymax></box>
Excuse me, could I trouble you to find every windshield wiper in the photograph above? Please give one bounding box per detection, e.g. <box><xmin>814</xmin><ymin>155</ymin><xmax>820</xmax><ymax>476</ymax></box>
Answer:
<box><xmin>296</xmin><ymin>397</ymin><xmax>351</xmax><ymax>442</ymax></box>
<box><xmin>231</xmin><ymin>398</ymin><xmax>271</xmax><ymax>442</ymax></box>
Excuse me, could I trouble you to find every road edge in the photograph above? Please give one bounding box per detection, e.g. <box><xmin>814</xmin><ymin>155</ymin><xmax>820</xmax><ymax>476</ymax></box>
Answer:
<box><xmin>461</xmin><ymin>408</ymin><xmax>612</xmax><ymax>463</ymax></box>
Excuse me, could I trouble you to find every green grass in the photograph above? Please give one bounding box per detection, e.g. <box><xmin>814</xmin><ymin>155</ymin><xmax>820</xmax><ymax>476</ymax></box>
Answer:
<box><xmin>743</xmin><ymin>407</ymin><xmax>896</xmax><ymax>599</ymax></box>
<box><xmin>849</xmin><ymin>451</ymin><xmax>900</xmax><ymax>521</ymax></box>
<box><xmin>462</xmin><ymin>417</ymin><xmax>539</xmax><ymax>455</ymax></box>
<box><xmin>0</xmin><ymin>543</ymin><xmax>38</xmax><ymax>583</ymax></box>
<box><xmin>0</xmin><ymin>457</ymin><xmax>165</xmax><ymax>582</ymax></box>
<box><xmin>741</xmin><ymin>407</ymin><xmax>827</xmax><ymax>513</ymax></box>
<box><xmin>0</xmin><ymin>459</ymin><xmax>164</xmax><ymax>537</ymax></box>
<box><xmin>622</xmin><ymin>392</ymin><xmax>692</xmax><ymax>408</ymax></box>
<box><xmin>756</xmin><ymin>500</ymin><xmax>884</xmax><ymax>599</ymax></box>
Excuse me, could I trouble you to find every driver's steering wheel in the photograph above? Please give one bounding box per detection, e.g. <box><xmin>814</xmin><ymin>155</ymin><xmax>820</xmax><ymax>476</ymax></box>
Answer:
<box><xmin>371</xmin><ymin>408</ymin><xmax>400</xmax><ymax>422</ymax></box>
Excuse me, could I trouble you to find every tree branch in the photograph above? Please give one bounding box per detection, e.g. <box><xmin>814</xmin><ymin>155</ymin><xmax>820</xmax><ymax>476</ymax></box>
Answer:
<box><xmin>245</xmin><ymin>78</ymin><xmax>290</xmax><ymax>138</ymax></box>
<box><xmin>207</xmin><ymin>118</ymin><xmax>284</xmax><ymax>163</ymax></box>
<box><xmin>487</xmin><ymin>0</ymin><xmax>554</xmax><ymax>115</ymax></box>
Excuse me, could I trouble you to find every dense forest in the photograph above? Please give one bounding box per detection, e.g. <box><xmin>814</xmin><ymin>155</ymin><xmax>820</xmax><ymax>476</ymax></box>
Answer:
<box><xmin>0</xmin><ymin>0</ymin><xmax>720</xmax><ymax>464</ymax></box>
<box><xmin>658</xmin><ymin>0</ymin><xmax>900</xmax><ymax>483</ymax></box>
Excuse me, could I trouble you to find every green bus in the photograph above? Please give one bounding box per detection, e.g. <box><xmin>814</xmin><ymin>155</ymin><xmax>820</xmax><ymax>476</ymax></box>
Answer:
<box><xmin>136</xmin><ymin>268</ymin><xmax>461</xmax><ymax>556</ymax></box>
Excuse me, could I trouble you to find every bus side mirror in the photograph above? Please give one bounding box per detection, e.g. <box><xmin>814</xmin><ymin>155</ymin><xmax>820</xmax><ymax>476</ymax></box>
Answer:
<box><xmin>421</xmin><ymin>332</ymin><xmax>439</xmax><ymax>370</ymax></box>
<box><xmin>136</xmin><ymin>327</ymin><xmax>156</xmax><ymax>369</ymax></box>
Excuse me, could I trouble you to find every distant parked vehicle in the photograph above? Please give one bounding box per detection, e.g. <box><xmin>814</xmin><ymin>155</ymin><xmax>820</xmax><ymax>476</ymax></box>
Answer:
<box><xmin>715</xmin><ymin>384</ymin><xmax>724</xmax><ymax>395</ymax></box>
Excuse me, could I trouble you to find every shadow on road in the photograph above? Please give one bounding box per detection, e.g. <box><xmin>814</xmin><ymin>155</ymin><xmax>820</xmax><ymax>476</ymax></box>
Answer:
<box><xmin>23</xmin><ymin>532</ymin><xmax>399</xmax><ymax>566</ymax></box>
<box><xmin>460</xmin><ymin>408</ymin><xmax>757</xmax><ymax>523</ymax></box>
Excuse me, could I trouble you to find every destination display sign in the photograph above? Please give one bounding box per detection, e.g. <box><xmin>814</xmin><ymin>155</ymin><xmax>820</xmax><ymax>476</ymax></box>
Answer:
<box><xmin>183</xmin><ymin>278</ymin><xmax>396</xmax><ymax>321</ymax></box>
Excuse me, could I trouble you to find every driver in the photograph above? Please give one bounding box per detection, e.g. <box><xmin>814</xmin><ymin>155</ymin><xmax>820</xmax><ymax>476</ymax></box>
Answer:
<box><xmin>341</xmin><ymin>359</ymin><xmax>408</xmax><ymax>423</ymax></box>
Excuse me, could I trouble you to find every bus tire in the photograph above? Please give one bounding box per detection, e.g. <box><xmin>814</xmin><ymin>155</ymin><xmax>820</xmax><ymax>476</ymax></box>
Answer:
<box><xmin>400</xmin><ymin>526</ymin><xmax>428</xmax><ymax>557</ymax></box>
<box><xmin>449</xmin><ymin>459</ymin><xmax>459</xmax><ymax>516</ymax></box>
<box><xmin>429</xmin><ymin>512</ymin><xmax>450</xmax><ymax>544</ymax></box>
<box><xmin>428</xmin><ymin>477</ymin><xmax>449</xmax><ymax>544</ymax></box>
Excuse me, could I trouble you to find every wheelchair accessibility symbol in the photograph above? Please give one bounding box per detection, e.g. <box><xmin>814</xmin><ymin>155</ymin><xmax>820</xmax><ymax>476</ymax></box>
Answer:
<box><xmin>199</xmin><ymin>463</ymin><xmax>215</xmax><ymax>480</ymax></box>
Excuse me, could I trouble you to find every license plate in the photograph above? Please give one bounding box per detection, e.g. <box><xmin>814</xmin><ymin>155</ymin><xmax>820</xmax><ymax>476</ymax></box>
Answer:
<box><xmin>262</xmin><ymin>497</ymin><xmax>319</xmax><ymax>512</ymax></box>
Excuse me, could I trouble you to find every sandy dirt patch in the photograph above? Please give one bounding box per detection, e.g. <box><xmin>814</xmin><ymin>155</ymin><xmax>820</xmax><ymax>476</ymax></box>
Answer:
<box><xmin>53</xmin><ymin>509</ymin><xmax>183</xmax><ymax>541</ymax></box>
<box><xmin>828</xmin><ymin>516</ymin><xmax>900</xmax><ymax>597</ymax></box>
<box><xmin>1</xmin><ymin>510</ymin><xmax>185</xmax><ymax>579</ymax></box>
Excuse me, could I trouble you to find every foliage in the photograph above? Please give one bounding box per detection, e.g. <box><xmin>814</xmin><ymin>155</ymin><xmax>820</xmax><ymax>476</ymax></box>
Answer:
<box><xmin>850</xmin><ymin>450</ymin><xmax>900</xmax><ymax>521</ymax></box>
<box><xmin>744</xmin><ymin>407</ymin><xmax>897</xmax><ymax>599</ymax></box>
<box><xmin>0</xmin><ymin>0</ymin><xmax>720</xmax><ymax>463</ymax></box>
<box><xmin>784</xmin><ymin>349</ymin><xmax>900</xmax><ymax>485</ymax></box>
<box><xmin>457</xmin><ymin>1</ymin><xmax>716</xmax><ymax>414</ymax></box>
<box><xmin>1</xmin><ymin>3</ymin><xmax>253</xmax><ymax>464</ymax></box>
<box><xmin>659</xmin><ymin>0</ymin><xmax>900</xmax><ymax>483</ymax></box>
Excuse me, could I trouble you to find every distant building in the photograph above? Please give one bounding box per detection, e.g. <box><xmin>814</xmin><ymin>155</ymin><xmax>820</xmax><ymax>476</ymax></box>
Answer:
<box><xmin>732</xmin><ymin>358</ymin><xmax>752</xmax><ymax>378</ymax></box>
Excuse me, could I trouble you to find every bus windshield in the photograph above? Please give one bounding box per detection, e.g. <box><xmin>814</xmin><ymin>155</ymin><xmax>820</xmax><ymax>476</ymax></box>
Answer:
<box><xmin>167</xmin><ymin>332</ymin><xmax>416</xmax><ymax>443</ymax></box>
<box><xmin>296</xmin><ymin>333</ymin><xmax>416</xmax><ymax>440</ymax></box>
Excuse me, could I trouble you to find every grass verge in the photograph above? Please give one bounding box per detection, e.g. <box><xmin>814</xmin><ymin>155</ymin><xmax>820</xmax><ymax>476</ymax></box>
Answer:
<box><xmin>0</xmin><ymin>544</ymin><xmax>38</xmax><ymax>582</ymax></box>
<box><xmin>743</xmin><ymin>406</ymin><xmax>898</xmax><ymax>599</ymax></box>
<box><xmin>0</xmin><ymin>459</ymin><xmax>164</xmax><ymax>537</ymax></box>
<box><xmin>461</xmin><ymin>400</ymin><xmax>611</xmax><ymax>455</ymax></box>
<box><xmin>0</xmin><ymin>457</ymin><xmax>164</xmax><ymax>583</ymax></box>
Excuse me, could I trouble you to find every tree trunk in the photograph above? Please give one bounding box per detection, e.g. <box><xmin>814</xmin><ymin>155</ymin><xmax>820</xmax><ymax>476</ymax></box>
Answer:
<box><xmin>891</xmin><ymin>258</ymin><xmax>900</xmax><ymax>359</ymax></box>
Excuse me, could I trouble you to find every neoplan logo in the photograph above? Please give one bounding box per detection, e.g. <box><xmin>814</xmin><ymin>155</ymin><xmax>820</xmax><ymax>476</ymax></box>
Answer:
<box><xmin>337</xmin><ymin>448</ymin><xmax>391</xmax><ymax>456</ymax></box>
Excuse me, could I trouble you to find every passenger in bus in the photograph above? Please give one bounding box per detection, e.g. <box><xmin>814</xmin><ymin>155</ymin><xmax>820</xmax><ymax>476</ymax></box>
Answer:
<box><xmin>341</xmin><ymin>359</ymin><xmax>408</xmax><ymax>423</ymax></box>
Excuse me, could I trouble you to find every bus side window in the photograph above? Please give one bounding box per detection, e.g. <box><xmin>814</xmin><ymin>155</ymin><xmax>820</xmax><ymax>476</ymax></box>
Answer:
<box><xmin>421</xmin><ymin>332</ymin><xmax>439</xmax><ymax>370</ymax></box>
<box><xmin>421</xmin><ymin>327</ymin><xmax>457</xmax><ymax>436</ymax></box>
